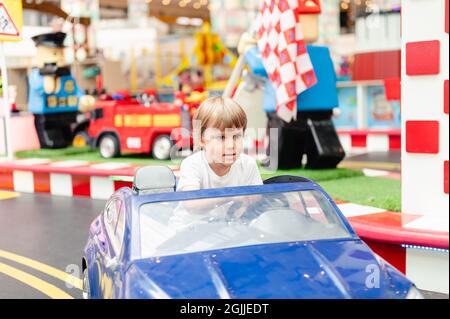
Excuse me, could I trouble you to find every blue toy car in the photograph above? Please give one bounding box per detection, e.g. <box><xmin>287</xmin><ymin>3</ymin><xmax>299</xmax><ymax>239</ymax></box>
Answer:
<box><xmin>82</xmin><ymin>166</ymin><xmax>423</xmax><ymax>299</ymax></box>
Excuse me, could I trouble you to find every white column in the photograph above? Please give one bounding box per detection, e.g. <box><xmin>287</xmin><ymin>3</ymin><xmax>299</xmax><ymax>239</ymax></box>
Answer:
<box><xmin>401</xmin><ymin>0</ymin><xmax>449</xmax><ymax>216</ymax></box>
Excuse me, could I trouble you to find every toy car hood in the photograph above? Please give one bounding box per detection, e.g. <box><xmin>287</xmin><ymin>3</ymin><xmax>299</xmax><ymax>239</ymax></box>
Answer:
<box><xmin>124</xmin><ymin>239</ymin><xmax>412</xmax><ymax>299</ymax></box>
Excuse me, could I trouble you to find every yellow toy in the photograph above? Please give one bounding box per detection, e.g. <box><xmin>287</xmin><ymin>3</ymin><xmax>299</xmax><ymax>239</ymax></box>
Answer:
<box><xmin>157</xmin><ymin>23</ymin><xmax>237</xmax><ymax>94</ymax></box>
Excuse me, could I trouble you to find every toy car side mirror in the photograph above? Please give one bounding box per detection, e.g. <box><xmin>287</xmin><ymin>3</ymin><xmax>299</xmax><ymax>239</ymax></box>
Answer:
<box><xmin>133</xmin><ymin>166</ymin><xmax>176</xmax><ymax>195</ymax></box>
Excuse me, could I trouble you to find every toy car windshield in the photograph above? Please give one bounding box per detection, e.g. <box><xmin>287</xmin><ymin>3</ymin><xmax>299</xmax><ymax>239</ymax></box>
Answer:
<box><xmin>139</xmin><ymin>189</ymin><xmax>351</xmax><ymax>258</ymax></box>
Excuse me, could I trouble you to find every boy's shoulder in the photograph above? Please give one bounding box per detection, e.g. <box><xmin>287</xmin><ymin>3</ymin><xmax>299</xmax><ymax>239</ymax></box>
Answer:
<box><xmin>238</xmin><ymin>153</ymin><xmax>258</xmax><ymax>167</ymax></box>
<box><xmin>180</xmin><ymin>151</ymin><xmax>204</xmax><ymax>167</ymax></box>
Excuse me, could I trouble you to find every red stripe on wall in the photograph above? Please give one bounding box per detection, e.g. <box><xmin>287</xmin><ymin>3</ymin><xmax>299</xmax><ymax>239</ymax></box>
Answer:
<box><xmin>364</xmin><ymin>240</ymin><xmax>406</xmax><ymax>274</ymax></box>
<box><xmin>114</xmin><ymin>181</ymin><xmax>133</xmax><ymax>191</ymax></box>
<box><xmin>33</xmin><ymin>172</ymin><xmax>50</xmax><ymax>193</ymax></box>
<box><xmin>72</xmin><ymin>175</ymin><xmax>91</xmax><ymax>197</ymax></box>
<box><xmin>351</xmin><ymin>135</ymin><xmax>367</xmax><ymax>148</ymax></box>
<box><xmin>0</xmin><ymin>169</ymin><xmax>14</xmax><ymax>190</ymax></box>
<box><xmin>389</xmin><ymin>134</ymin><xmax>401</xmax><ymax>150</ymax></box>
<box><xmin>352</xmin><ymin>50</ymin><xmax>401</xmax><ymax>81</ymax></box>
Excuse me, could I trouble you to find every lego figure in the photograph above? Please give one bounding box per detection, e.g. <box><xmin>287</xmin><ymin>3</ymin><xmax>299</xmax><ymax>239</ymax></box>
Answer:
<box><xmin>28</xmin><ymin>31</ymin><xmax>94</xmax><ymax>148</ymax></box>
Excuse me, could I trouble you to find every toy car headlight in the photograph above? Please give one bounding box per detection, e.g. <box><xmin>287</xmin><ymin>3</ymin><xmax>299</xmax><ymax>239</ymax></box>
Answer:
<box><xmin>406</xmin><ymin>286</ymin><xmax>424</xmax><ymax>299</ymax></box>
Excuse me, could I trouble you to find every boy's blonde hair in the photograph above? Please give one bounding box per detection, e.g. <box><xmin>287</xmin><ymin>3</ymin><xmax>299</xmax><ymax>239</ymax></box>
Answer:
<box><xmin>193</xmin><ymin>96</ymin><xmax>247</xmax><ymax>150</ymax></box>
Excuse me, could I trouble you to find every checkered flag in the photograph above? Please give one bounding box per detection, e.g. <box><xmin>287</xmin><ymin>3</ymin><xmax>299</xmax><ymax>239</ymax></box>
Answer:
<box><xmin>255</xmin><ymin>0</ymin><xmax>317</xmax><ymax>123</ymax></box>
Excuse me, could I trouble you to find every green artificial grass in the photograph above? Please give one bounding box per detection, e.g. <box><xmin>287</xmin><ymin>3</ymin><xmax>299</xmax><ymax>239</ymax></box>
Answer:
<box><xmin>259</xmin><ymin>166</ymin><xmax>364</xmax><ymax>182</ymax></box>
<box><xmin>16</xmin><ymin>146</ymin><xmax>93</xmax><ymax>158</ymax></box>
<box><xmin>259</xmin><ymin>167</ymin><xmax>401</xmax><ymax>212</ymax></box>
<box><xmin>319</xmin><ymin>176</ymin><xmax>401</xmax><ymax>212</ymax></box>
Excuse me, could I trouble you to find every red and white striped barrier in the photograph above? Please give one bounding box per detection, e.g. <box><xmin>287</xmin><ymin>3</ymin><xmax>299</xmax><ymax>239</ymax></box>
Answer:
<box><xmin>247</xmin><ymin>130</ymin><xmax>401</xmax><ymax>154</ymax></box>
<box><xmin>337</xmin><ymin>129</ymin><xmax>401</xmax><ymax>153</ymax></box>
<box><xmin>0</xmin><ymin>158</ymin><xmax>179</xmax><ymax>200</ymax></box>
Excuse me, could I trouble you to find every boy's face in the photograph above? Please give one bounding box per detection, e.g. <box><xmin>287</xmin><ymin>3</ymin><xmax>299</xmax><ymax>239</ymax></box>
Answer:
<box><xmin>201</xmin><ymin>127</ymin><xmax>244</xmax><ymax>167</ymax></box>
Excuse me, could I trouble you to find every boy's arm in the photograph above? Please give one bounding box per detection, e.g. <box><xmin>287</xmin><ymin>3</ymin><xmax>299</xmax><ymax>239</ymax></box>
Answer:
<box><xmin>180</xmin><ymin>196</ymin><xmax>233</xmax><ymax>214</ymax></box>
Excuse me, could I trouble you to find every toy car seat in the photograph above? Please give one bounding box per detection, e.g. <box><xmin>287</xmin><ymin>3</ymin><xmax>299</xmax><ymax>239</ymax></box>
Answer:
<box><xmin>133</xmin><ymin>166</ymin><xmax>176</xmax><ymax>195</ymax></box>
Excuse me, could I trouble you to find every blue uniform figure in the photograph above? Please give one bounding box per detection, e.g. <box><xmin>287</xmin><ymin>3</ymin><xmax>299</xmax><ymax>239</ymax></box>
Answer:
<box><xmin>245</xmin><ymin>45</ymin><xmax>345</xmax><ymax>169</ymax></box>
<box><xmin>28</xmin><ymin>32</ymin><xmax>86</xmax><ymax>149</ymax></box>
<box><xmin>28</xmin><ymin>68</ymin><xmax>83</xmax><ymax>114</ymax></box>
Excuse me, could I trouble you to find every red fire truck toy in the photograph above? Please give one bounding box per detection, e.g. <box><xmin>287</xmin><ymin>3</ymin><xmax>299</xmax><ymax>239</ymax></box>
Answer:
<box><xmin>73</xmin><ymin>94</ymin><xmax>191</xmax><ymax>160</ymax></box>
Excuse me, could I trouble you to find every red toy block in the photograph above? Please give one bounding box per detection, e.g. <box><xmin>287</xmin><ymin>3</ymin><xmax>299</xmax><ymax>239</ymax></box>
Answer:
<box><xmin>445</xmin><ymin>161</ymin><xmax>449</xmax><ymax>194</ymax></box>
<box><xmin>406</xmin><ymin>40</ymin><xmax>440</xmax><ymax>76</ymax></box>
<box><xmin>405</xmin><ymin>121</ymin><xmax>440</xmax><ymax>154</ymax></box>
<box><xmin>445</xmin><ymin>80</ymin><xmax>449</xmax><ymax>114</ymax></box>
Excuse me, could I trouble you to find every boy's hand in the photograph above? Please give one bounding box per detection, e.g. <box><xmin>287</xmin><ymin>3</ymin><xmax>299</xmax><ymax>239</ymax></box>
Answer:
<box><xmin>229</xmin><ymin>195</ymin><xmax>261</xmax><ymax>219</ymax></box>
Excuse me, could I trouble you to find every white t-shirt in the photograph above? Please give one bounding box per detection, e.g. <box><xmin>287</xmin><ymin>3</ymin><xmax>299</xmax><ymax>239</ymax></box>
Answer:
<box><xmin>176</xmin><ymin>150</ymin><xmax>263</xmax><ymax>191</ymax></box>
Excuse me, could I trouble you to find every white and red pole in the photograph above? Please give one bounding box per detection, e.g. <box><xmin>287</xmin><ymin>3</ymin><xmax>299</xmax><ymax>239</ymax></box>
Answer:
<box><xmin>402</xmin><ymin>0</ymin><xmax>449</xmax><ymax>217</ymax></box>
<box><xmin>401</xmin><ymin>0</ymin><xmax>449</xmax><ymax>292</ymax></box>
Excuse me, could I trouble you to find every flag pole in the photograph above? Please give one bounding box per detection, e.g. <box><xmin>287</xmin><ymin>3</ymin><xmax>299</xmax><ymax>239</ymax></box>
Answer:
<box><xmin>223</xmin><ymin>24</ymin><xmax>257</xmax><ymax>98</ymax></box>
<box><xmin>223</xmin><ymin>55</ymin><xmax>246</xmax><ymax>98</ymax></box>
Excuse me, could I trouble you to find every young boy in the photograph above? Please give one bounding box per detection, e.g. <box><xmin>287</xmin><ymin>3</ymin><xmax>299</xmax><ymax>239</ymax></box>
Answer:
<box><xmin>176</xmin><ymin>96</ymin><xmax>263</xmax><ymax>191</ymax></box>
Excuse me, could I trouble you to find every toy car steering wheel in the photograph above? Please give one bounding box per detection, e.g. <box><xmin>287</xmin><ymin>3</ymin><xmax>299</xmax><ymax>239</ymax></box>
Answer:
<box><xmin>225</xmin><ymin>194</ymin><xmax>291</xmax><ymax>222</ymax></box>
<box><xmin>225</xmin><ymin>200</ymin><xmax>245</xmax><ymax>222</ymax></box>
